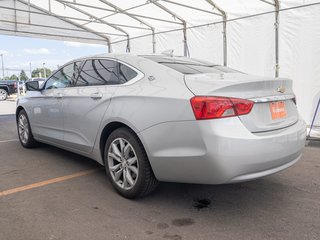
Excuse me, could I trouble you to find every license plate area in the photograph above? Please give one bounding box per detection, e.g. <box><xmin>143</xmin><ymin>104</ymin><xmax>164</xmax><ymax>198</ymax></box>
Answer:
<box><xmin>270</xmin><ymin>101</ymin><xmax>287</xmax><ymax>120</ymax></box>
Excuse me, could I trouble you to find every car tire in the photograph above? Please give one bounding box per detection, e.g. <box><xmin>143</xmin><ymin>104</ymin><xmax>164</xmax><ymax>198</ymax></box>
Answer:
<box><xmin>17</xmin><ymin>109</ymin><xmax>38</xmax><ymax>148</ymax></box>
<box><xmin>104</xmin><ymin>127</ymin><xmax>159</xmax><ymax>198</ymax></box>
<box><xmin>0</xmin><ymin>89</ymin><xmax>8</xmax><ymax>101</ymax></box>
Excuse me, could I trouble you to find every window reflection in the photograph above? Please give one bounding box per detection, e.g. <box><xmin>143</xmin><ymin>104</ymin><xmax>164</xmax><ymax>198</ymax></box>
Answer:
<box><xmin>45</xmin><ymin>62</ymin><xmax>81</xmax><ymax>89</ymax></box>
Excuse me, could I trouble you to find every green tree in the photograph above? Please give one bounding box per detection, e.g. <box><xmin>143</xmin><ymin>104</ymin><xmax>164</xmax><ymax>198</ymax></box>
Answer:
<box><xmin>19</xmin><ymin>70</ymin><xmax>28</xmax><ymax>81</ymax></box>
<box><xmin>32</xmin><ymin>68</ymin><xmax>52</xmax><ymax>78</ymax></box>
<box><xmin>9</xmin><ymin>74</ymin><xmax>18</xmax><ymax>80</ymax></box>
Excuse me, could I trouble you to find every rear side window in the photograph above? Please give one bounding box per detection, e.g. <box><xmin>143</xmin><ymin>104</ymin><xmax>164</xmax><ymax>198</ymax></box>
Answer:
<box><xmin>76</xmin><ymin>59</ymin><xmax>119</xmax><ymax>86</ymax></box>
<box><xmin>119</xmin><ymin>63</ymin><xmax>138</xmax><ymax>83</ymax></box>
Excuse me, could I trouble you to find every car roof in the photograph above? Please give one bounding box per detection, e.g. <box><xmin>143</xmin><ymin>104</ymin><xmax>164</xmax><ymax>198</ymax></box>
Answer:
<box><xmin>65</xmin><ymin>53</ymin><xmax>209</xmax><ymax>63</ymax></box>
<box><xmin>60</xmin><ymin>53</ymin><xmax>217</xmax><ymax>70</ymax></box>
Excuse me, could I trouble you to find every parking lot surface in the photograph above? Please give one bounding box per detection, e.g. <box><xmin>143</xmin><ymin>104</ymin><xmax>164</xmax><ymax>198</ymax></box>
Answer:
<box><xmin>0</xmin><ymin>102</ymin><xmax>319</xmax><ymax>240</ymax></box>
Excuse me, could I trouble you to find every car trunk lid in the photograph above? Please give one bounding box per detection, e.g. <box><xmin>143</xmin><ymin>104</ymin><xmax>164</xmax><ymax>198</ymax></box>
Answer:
<box><xmin>185</xmin><ymin>73</ymin><xmax>298</xmax><ymax>133</ymax></box>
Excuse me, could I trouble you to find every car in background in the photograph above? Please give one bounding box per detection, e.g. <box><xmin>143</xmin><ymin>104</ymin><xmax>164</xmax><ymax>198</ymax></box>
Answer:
<box><xmin>26</xmin><ymin>78</ymin><xmax>45</xmax><ymax>87</ymax></box>
<box><xmin>0</xmin><ymin>80</ymin><xmax>17</xmax><ymax>100</ymax></box>
<box><xmin>17</xmin><ymin>81</ymin><xmax>26</xmax><ymax>94</ymax></box>
<box><xmin>16</xmin><ymin>53</ymin><xmax>306</xmax><ymax>198</ymax></box>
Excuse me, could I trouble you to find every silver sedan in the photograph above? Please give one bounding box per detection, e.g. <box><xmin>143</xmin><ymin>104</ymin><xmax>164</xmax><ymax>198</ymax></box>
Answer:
<box><xmin>16</xmin><ymin>54</ymin><xmax>306</xmax><ymax>198</ymax></box>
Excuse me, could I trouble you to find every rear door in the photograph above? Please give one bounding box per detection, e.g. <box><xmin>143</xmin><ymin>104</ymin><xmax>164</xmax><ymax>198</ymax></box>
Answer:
<box><xmin>61</xmin><ymin>58</ymin><xmax>121</xmax><ymax>153</ymax></box>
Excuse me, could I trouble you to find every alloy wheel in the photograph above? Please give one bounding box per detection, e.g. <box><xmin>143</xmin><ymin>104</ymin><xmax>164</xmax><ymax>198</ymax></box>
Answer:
<box><xmin>107</xmin><ymin>137</ymin><xmax>139</xmax><ymax>190</ymax></box>
<box><xmin>18</xmin><ymin>114</ymin><xmax>29</xmax><ymax>144</ymax></box>
<box><xmin>0</xmin><ymin>89</ymin><xmax>7</xmax><ymax>101</ymax></box>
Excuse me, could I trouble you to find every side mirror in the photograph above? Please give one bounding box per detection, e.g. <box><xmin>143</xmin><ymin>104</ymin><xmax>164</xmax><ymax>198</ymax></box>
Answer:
<box><xmin>26</xmin><ymin>81</ymin><xmax>40</xmax><ymax>91</ymax></box>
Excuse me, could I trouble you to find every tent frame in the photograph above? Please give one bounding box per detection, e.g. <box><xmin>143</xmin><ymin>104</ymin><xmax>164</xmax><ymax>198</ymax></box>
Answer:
<box><xmin>259</xmin><ymin>0</ymin><xmax>280</xmax><ymax>77</ymax></box>
<box><xmin>3</xmin><ymin>0</ymin><xmax>282</xmax><ymax>76</ymax></box>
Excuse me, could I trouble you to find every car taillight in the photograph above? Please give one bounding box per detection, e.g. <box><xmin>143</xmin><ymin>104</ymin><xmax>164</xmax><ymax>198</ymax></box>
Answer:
<box><xmin>190</xmin><ymin>96</ymin><xmax>254</xmax><ymax>120</ymax></box>
<box><xmin>13</xmin><ymin>82</ymin><xmax>17</xmax><ymax>88</ymax></box>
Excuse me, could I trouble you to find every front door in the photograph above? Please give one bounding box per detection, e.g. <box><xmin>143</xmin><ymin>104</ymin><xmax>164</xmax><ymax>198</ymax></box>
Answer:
<box><xmin>30</xmin><ymin>62</ymin><xmax>79</xmax><ymax>144</ymax></box>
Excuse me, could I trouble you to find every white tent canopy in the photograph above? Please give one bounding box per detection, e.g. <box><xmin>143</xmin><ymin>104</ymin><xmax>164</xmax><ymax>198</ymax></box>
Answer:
<box><xmin>1</xmin><ymin>0</ymin><xmax>320</xmax><ymax>124</ymax></box>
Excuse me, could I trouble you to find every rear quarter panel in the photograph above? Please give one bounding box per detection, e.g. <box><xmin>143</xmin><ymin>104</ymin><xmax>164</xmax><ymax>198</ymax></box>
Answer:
<box><xmin>92</xmin><ymin>55</ymin><xmax>195</xmax><ymax>163</ymax></box>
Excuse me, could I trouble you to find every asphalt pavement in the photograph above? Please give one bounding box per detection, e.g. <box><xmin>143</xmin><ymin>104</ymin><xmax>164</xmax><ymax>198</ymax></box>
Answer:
<box><xmin>0</xmin><ymin>101</ymin><xmax>319</xmax><ymax>240</ymax></box>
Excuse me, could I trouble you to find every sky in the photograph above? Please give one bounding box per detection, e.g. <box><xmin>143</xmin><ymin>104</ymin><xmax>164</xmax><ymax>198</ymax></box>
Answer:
<box><xmin>0</xmin><ymin>35</ymin><xmax>108</xmax><ymax>78</ymax></box>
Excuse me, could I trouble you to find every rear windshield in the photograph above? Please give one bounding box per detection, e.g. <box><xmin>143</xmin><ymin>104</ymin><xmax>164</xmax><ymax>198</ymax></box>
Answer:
<box><xmin>159</xmin><ymin>63</ymin><xmax>240</xmax><ymax>74</ymax></box>
<box><xmin>143</xmin><ymin>56</ymin><xmax>240</xmax><ymax>74</ymax></box>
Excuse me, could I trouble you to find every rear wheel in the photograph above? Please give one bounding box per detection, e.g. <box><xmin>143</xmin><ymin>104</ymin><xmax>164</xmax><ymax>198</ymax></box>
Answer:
<box><xmin>0</xmin><ymin>89</ymin><xmax>8</xmax><ymax>101</ymax></box>
<box><xmin>104</xmin><ymin>127</ymin><xmax>158</xmax><ymax>198</ymax></box>
<box><xmin>17</xmin><ymin>109</ymin><xmax>38</xmax><ymax>148</ymax></box>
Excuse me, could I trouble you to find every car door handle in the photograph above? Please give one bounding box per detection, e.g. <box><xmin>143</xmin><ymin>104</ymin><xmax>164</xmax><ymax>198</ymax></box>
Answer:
<box><xmin>90</xmin><ymin>92</ymin><xmax>102</xmax><ymax>100</ymax></box>
<box><xmin>55</xmin><ymin>93</ymin><xmax>63</xmax><ymax>99</ymax></box>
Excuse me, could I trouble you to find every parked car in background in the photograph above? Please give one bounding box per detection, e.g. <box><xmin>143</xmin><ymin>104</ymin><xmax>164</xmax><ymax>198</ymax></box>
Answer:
<box><xmin>26</xmin><ymin>78</ymin><xmax>45</xmax><ymax>88</ymax></box>
<box><xmin>17</xmin><ymin>81</ymin><xmax>25</xmax><ymax>94</ymax></box>
<box><xmin>16</xmin><ymin>53</ymin><xmax>306</xmax><ymax>198</ymax></box>
<box><xmin>0</xmin><ymin>80</ymin><xmax>17</xmax><ymax>100</ymax></box>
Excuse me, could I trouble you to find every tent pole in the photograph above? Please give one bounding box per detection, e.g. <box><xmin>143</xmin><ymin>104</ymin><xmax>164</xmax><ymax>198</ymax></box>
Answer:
<box><xmin>17</xmin><ymin>0</ymin><xmax>111</xmax><ymax>46</ymax></box>
<box><xmin>151</xmin><ymin>1</ymin><xmax>188</xmax><ymax>56</ymax></box>
<box><xmin>183</xmin><ymin>22</ymin><xmax>187</xmax><ymax>56</ymax></box>
<box><xmin>126</xmin><ymin>35</ymin><xmax>130</xmax><ymax>52</ymax></box>
<box><xmin>54</xmin><ymin>0</ymin><xmax>130</xmax><ymax>52</ymax></box>
<box><xmin>48</xmin><ymin>0</ymin><xmax>51</xmax><ymax>12</ymax></box>
<box><xmin>108</xmin><ymin>43</ymin><xmax>112</xmax><ymax>53</ymax></box>
<box><xmin>152</xmin><ymin>28</ymin><xmax>156</xmax><ymax>53</ymax></box>
<box><xmin>259</xmin><ymin>0</ymin><xmax>280</xmax><ymax>77</ymax></box>
<box><xmin>98</xmin><ymin>0</ymin><xmax>156</xmax><ymax>53</ymax></box>
<box><xmin>28</xmin><ymin>0</ymin><xmax>31</xmax><ymax>24</ymax></box>
<box><xmin>205</xmin><ymin>0</ymin><xmax>227</xmax><ymax>66</ymax></box>
<box><xmin>275</xmin><ymin>0</ymin><xmax>280</xmax><ymax>77</ymax></box>
<box><xmin>222</xmin><ymin>14</ymin><xmax>227</xmax><ymax>66</ymax></box>
<box><xmin>14</xmin><ymin>0</ymin><xmax>17</xmax><ymax>32</ymax></box>
<box><xmin>161</xmin><ymin>0</ymin><xmax>222</xmax><ymax>17</ymax></box>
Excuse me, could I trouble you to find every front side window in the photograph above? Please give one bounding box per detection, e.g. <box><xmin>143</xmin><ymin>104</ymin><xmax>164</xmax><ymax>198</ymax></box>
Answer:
<box><xmin>45</xmin><ymin>61</ymin><xmax>81</xmax><ymax>89</ymax></box>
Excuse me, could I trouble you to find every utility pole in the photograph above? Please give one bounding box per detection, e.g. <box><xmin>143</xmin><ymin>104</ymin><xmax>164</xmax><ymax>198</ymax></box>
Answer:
<box><xmin>43</xmin><ymin>62</ymin><xmax>46</xmax><ymax>78</ymax></box>
<box><xmin>29</xmin><ymin>62</ymin><xmax>32</xmax><ymax>79</ymax></box>
<box><xmin>0</xmin><ymin>54</ymin><xmax>4</xmax><ymax>80</ymax></box>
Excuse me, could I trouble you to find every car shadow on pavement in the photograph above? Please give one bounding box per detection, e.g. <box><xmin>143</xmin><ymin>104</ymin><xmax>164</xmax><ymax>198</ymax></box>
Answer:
<box><xmin>18</xmin><ymin>142</ymin><xmax>294</xmax><ymax>224</ymax></box>
<box><xmin>36</xmin><ymin>143</ymin><xmax>289</xmax><ymax>211</ymax></box>
<box><xmin>146</xmin><ymin>177</ymin><xmax>288</xmax><ymax>210</ymax></box>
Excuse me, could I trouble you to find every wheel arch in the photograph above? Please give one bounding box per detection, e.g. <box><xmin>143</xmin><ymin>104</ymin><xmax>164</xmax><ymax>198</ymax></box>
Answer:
<box><xmin>16</xmin><ymin>106</ymin><xmax>25</xmax><ymax>122</ymax></box>
<box><xmin>0</xmin><ymin>85</ymin><xmax>9</xmax><ymax>93</ymax></box>
<box><xmin>99</xmin><ymin>121</ymin><xmax>149</xmax><ymax>165</ymax></box>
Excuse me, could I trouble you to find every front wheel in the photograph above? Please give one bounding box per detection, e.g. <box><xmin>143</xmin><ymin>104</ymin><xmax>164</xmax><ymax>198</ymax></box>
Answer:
<box><xmin>104</xmin><ymin>127</ymin><xmax>159</xmax><ymax>198</ymax></box>
<box><xmin>17</xmin><ymin>109</ymin><xmax>38</xmax><ymax>148</ymax></box>
<box><xmin>0</xmin><ymin>89</ymin><xmax>8</xmax><ymax>101</ymax></box>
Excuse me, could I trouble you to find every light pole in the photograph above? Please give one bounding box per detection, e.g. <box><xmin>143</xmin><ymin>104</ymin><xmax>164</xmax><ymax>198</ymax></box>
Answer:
<box><xmin>43</xmin><ymin>62</ymin><xmax>46</xmax><ymax>78</ymax></box>
<box><xmin>0</xmin><ymin>54</ymin><xmax>4</xmax><ymax>80</ymax></box>
<box><xmin>29</xmin><ymin>62</ymin><xmax>32</xmax><ymax>79</ymax></box>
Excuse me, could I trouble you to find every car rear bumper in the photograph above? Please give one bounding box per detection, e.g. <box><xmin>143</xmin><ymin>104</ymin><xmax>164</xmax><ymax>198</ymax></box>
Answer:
<box><xmin>139</xmin><ymin>117</ymin><xmax>306</xmax><ymax>184</ymax></box>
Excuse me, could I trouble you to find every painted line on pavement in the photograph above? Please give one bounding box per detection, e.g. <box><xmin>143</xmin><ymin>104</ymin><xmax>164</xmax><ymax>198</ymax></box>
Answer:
<box><xmin>0</xmin><ymin>168</ymin><xmax>100</xmax><ymax>197</ymax></box>
<box><xmin>0</xmin><ymin>139</ymin><xmax>19</xmax><ymax>143</ymax></box>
